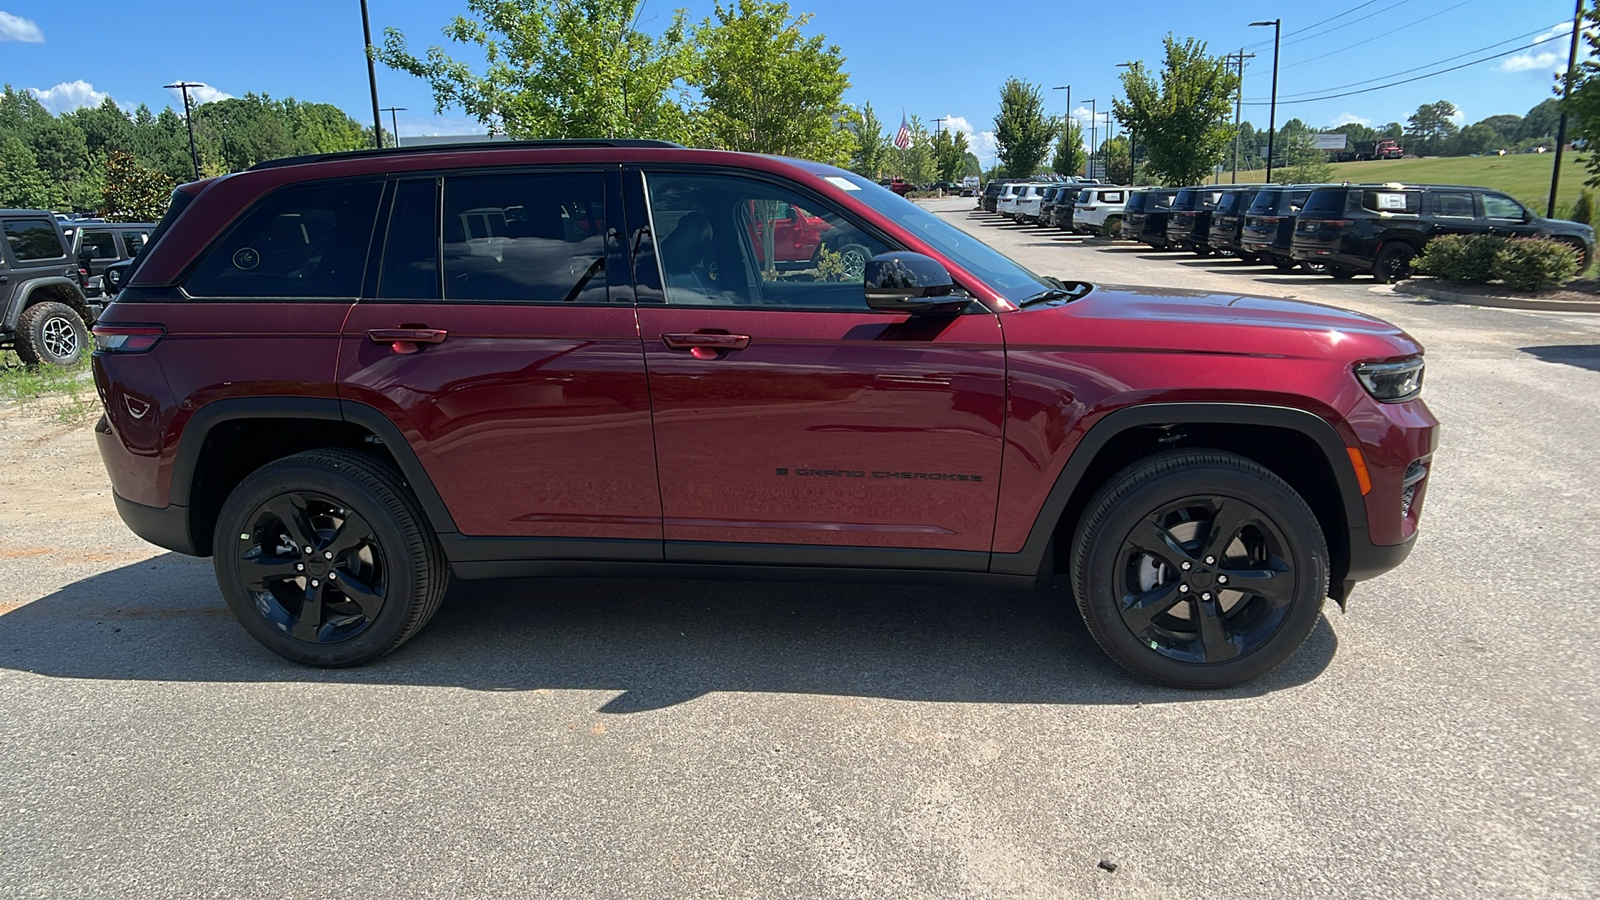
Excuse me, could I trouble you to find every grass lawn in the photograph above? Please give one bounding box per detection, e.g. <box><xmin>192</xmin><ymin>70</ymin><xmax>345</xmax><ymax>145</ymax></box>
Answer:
<box><xmin>1223</xmin><ymin>153</ymin><xmax>1594</xmax><ymax>211</ymax></box>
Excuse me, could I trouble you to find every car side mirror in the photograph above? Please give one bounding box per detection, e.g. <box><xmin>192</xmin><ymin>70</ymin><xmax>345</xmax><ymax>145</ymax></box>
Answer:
<box><xmin>103</xmin><ymin>260</ymin><xmax>130</xmax><ymax>294</ymax></box>
<box><xmin>863</xmin><ymin>252</ymin><xmax>968</xmax><ymax>315</ymax></box>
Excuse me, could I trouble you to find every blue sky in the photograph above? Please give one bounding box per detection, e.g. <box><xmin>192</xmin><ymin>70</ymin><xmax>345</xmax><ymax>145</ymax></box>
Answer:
<box><xmin>0</xmin><ymin>0</ymin><xmax>1587</xmax><ymax>165</ymax></box>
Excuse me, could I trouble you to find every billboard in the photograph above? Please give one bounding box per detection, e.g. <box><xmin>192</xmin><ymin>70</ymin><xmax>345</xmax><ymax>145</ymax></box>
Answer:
<box><xmin>1314</xmin><ymin>133</ymin><xmax>1348</xmax><ymax>151</ymax></box>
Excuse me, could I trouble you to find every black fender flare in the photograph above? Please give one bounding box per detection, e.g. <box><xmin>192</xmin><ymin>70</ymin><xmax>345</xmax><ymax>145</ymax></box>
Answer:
<box><xmin>988</xmin><ymin>402</ymin><xmax>1367</xmax><ymax>577</ymax></box>
<box><xmin>168</xmin><ymin>396</ymin><xmax>459</xmax><ymax>535</ymax></box>
<box><xmin>5</xmin><ymin>277</ymin><xmax>88</xmax><ymax>330</ymax></box>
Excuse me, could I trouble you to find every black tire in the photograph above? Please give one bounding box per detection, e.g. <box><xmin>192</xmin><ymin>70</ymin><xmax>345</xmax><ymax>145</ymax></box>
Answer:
<box><xmin>15</xmin><ymin>301</ymin><xmax>89</xmax><ymax>367</ymax></box>
<box><xmin>1070</xmin><ymin>450</ymin><xmax>1329</xmax><ymax>689</ymax></box>
<box><xmin>1327</xmin><ymin>265</ymin><xmax>1357</xmax><ymax>280</ymax></box>
<box><xmin>832</xmin><ymin>242</ymin><xmax>870</xmax><ymax>281</ymax></box>
<box><xmin>1102</xmin><ymin>216</ymin><xmax>1122</xmax><ymax>238</ymax></box>
<box><xmin>1270</xmin><ymin>255</ymin><xmax>1297</xmax><ymax>272</ymax></box>
<box><xmin>1373</xmin><ymin>243</ymin><xmax>1416</xmax><ymax>283</ymax></box>
<box><xmin>213</xmin><ymin>449</ymin><xmax>447</xmax><ymax>667</ymax></box>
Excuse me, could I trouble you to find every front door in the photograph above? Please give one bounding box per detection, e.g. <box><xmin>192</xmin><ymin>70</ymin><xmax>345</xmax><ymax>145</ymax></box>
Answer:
<box><xmin>339</xmin><ymin>170</ymin><xmax>661</xmax><ymax>546</ymax></box>
<box><xmin>629</xmin><ymin>169</ymin><xmax>1007</xmax><ymax>565</ymax></box>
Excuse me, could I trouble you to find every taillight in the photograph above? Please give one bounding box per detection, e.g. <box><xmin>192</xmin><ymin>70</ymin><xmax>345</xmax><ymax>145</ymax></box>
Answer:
<box><xmin>1320</xmin><ymin>220</ymin><xmax>1354</xmax><ymax>227</ymax></box>
<box><xmin>92</xmin><ymin>324</ymin><xmax>165</xmax><ymax>353</ymax></box>
<box><xmin>1259</xmin><ymin>216</ymin><xmax>1283</xmax><ymax>223</ymax></box>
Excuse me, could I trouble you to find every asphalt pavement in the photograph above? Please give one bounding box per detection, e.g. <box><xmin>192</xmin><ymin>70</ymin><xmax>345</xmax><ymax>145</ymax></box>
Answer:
<box><xmin>1</xmin><ymin>197</ymin><xmax>1596</xmax><ymax>899</ymax></box>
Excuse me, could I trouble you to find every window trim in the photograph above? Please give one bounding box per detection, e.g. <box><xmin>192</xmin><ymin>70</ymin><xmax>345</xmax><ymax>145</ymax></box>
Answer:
<box><xmin>1429</xmin><ymin>191</ymin><xmax>1479</xmax><ymax>219</ymax></box>
<box><xmin>630</xmin><ymin>164</ymin><xmax>909</xmax><ymax>313</ymax></box>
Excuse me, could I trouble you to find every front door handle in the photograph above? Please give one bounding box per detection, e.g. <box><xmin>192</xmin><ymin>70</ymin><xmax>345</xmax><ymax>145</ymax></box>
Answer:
<box><xmin>368</xmin><ymin>327</ymin><xmax>448</xmax><ymax>355</ymax></box>
<box><xmin>662</xmin><ymin>332</ymin><xmax>751</xmax><ymax>360</ymax></box>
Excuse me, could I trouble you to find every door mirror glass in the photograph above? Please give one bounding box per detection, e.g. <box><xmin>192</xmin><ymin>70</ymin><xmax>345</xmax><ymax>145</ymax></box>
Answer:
<box><xmin>863</xmin><ymin>252</ymin><xmax>967</xmax><ymax>314</ymax></box>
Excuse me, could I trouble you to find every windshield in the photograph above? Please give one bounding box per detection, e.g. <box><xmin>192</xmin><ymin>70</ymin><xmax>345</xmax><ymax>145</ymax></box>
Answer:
<box><xmin>826</xmin><ymin>171</ymin><xmax>1051</xmax><ymax>303</ymax></box>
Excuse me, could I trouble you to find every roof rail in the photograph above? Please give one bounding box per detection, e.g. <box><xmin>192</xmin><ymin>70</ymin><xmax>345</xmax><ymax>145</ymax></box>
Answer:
<box><xmin>248</xmin><ymin>138</ymin><xmax>685</xmax><ymax>171</ymax></box>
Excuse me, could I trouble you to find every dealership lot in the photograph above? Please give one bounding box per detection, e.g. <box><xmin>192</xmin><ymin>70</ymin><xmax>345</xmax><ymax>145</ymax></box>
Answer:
<box><xmin>1</xmin><ymin>198</ymin><xmax>1597</xmax><ymax>899</ymax></box>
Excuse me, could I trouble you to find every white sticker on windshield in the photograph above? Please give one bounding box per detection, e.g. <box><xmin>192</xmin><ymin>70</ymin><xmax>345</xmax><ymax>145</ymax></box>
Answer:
<box><xmin>824</xmin><ymin>176</ymin><xmax>861</xmax><ymax>191</ymax></box>
<box><xmin>1376</xmin><ymin>192</ymin><xmax>1409</xmax><ymax>210</ymax></box>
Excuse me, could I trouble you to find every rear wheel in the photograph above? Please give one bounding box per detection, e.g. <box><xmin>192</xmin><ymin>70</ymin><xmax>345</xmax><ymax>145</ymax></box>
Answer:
<box><xmin>1102</xmin><ymin>216</ymin><xmax>1122</xmax><ymax>238</ymax></box>
<box><xmin>1070</xmin><ymin>450</ymin><xmax>1328</xmax><ymax>689</ymax></box>
<box><xmin>1373</xmin><ymin>243</ymin><xmax>1416</xmax><ymax>283</ymax></box>
<box><xmin>1327</xmin><ymin>265</ymin><xmax>1358</xmax><ymax>280</ymax></box>
<box><xmin>1270</xmin><ymin>256</ymin><xmax>1297</xmax><ymax>272</ymax></box>
<box><xmin>15</xmin><ymin>301</ymin><xmax>89</xmax><ymax>367</ymax></box>
<box><xmin>213</xmin><ymin>449</ymin><xmax>447</xmax><ymax>667</ymax></box>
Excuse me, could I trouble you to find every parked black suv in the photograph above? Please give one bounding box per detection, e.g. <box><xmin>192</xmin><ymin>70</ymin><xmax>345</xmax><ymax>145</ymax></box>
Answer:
<box><xmin>1241</xmin><ymin>185</ymin><xmax>1323</xmax><ymax>271</ymax></box>
<box><xmin>1207</xmin><ymin>186</ymin><xmax>1268</xmax><ymax>262</ymax></box>
<box><xmin>1291</xmin><ymin>183</ymin><xmax>1597</xmax><ymax>281</ymax></box>
<box><xmin>2</xmin><ymin>210</ymin><xmax>97</xmax><ymax>366</ymax></box>
<box><xmin>1165</xmin><ymin>186</ymin><xmax>1229</xmax><ymax>255</ymax></box>
<box><xmin>1038</xmin><ymin>186</ymin><xmax>1071</xmax><ymax>228</ymax></box>
<box><xmin>1121</xmin><ymin>188</ymin><xmax>1179</xmax><ymax>247</ymax></box>
<box><xmin>71</xmin><ymin>222</ymin><xmax>154</xmax><ymax>297</ymax></box>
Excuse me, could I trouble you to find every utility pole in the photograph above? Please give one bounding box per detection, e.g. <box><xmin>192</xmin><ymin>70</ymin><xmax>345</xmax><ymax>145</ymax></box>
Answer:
<box><xmin>1250</xmin><ymin>19</ymin><xmax>1282</xmax><ymax>183</ymax></box>
<box><xmin>1227</xmin><ymin>48</ymin><xmax>1255</xmax><ymax>183</ymax></box>
<box><xmin>162</xmin><ymin>81</ymin><xmax>203</xmax><ymax>181</ymax></box>
<box><xmin>1088</xmin><ymin>99</ymin><xmax>1098</xmax><ymax>178</ymax></box>
<box><xmin>1550</xmin><ymin>0</ymin><xmax>1585</xmax><ymax>218</ymax></box>
<box><xmin>360</xmin><ymin>0</ymin><xmax>384</xmax><ymax>148</ymax></box>
<box><xmin>1115</xmin><ymin>63</ymin><xmax>1136</xmax><ymax>185</ymax></box>
<box><xmin>380</xmin><ymin>106</ymin><xmax>407</xmax><ymax>148</ymax></box>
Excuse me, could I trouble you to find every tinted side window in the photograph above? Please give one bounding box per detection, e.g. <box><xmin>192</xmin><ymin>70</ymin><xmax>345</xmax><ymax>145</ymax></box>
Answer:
<box><xmin>81</xmin><ymin>231</ymin><xmax>117</xmax><ymax>259</ymax></box>
<box><xmin>186</xmin><ymin>180</ymin><xmax>382</xmax><ymax>299</ymax></box>
<box><xmin>1247</xmin><ymin>190</ymin><xmax>1280</xmax><ymax>214</ymax></box>
<box><xmin>120</xmin><ymin>231</ymin><xmax>147</xmax><ymax>256</ymax></box>
<box><xmin>377</xmin><ymin>179</ymin><xmax>441</xmax><ymax>300</ymax></box>
<box><xmin>1101</xmin><ymin>191</ymin><xmax>1124</xmax><ymax>204</ymax></box>
<box><xmin>1483</xmin><ymin>194</ymin><xmax>1526</xmax><ymax>219</ymax></box>
<box><xmin>1126</xmin><ymin>193</ymin><xmax>1149</xmax><ymax>211</ymax></box>
<box><xmin>1302</xmin><ymin>189</ymin><xmax>1348</xmax><ymax>216</ymax></box>
<box><xmin>1432</xmin><ymin>191</ymin><xmax>1476</xmax><ymax>218</ymax></box>
<box><xmin>440</xmin><ymin>172</ymin><xmax>607</xmax><ymax>304</ymax></box>
<box><xmin>5</xmin><ymin>220</ymin><xmax>66</xmax><ymax>261</ymax></box>
<box><xmin>645</xmin><ymin>172</ymin><xmax>890</xmax><ymax>311</ymax></box>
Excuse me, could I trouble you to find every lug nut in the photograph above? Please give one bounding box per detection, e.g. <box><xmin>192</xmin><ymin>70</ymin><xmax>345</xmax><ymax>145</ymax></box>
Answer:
<box><xmin>1205</xmin><ymin>555</ymin><xmax>1216</xmax><ymax>565</ymax></box>
<box><xmin>1181</xmin><ymin>561</ymin><xmax>1192</xmax><ymax>571</ymax></box>
<box><xmin>1218</xmin><ymin>575</ymin><xmax>1228</xmax><ymax>584</ymax></box>
<box><xmin>1179</xmin><ymin>584</ymin><xmax>1189</xmax><ymax>593</ymax></box>
<box><xmin>296</xmin><ymin>563</ymin><xmax>304</xmax><ymax>571</ymax></box>
<box><xmin>304</xmin><ymin>546</ymin><xmax>315</xmax><ymax>555</ymax></box>
<box><xmin>324</xmin><ymin>551</ymin><xmax>333</xmax><ymax>560</ymax></box>
<box><xmin>310</xmin><ymin>579</ymin><xmax>319</xmax><ymax>587</ymax></box>
<box><xmin>1201</xmin><ymin>592</ymin><xmax>1212</xmax><ymax>601</ymax></box>
<box><xmin>327</xmin><ymin>572</ymin><xmax>336</xmax><ymax>581</ymax></box>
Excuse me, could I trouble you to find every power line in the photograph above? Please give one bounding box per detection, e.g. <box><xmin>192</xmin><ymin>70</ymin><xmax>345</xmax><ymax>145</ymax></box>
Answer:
<box><xmin>1263</xmin><ymin>24</ymin><xmax>1564</xmax><ymax>101</ymax></box>
<box><xmin>1282</xmin><ymin>0</ymin><xmax>1476</xmax><ymax>70</ymax></box>
<box><xmin>1278</xmin><ymin>0</ymin><xmax>1419</xmax><ymax>50</ymax></box>
<box><xmin>1240</xmin><ymin>30</ymin><xmax>1570</xmax><ymax>105</ymax></box>
<box><xmin>1242</xmin><ymin>0</ymin><xmax>1387</xmax><ymax>50</ymax></box>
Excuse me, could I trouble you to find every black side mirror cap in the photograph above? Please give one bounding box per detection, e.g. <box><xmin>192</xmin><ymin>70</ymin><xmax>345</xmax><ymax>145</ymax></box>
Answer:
<box><xmin>863</xmin><ymin>252</ymin><xmax>969</xmax><ymax>315</ymax></box>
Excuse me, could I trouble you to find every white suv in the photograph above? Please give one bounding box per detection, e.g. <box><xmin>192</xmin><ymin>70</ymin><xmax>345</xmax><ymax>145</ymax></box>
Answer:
<box><xmin>1014</xmin><ymin>184</ymin><xmax>1057</xmax><ymax>224</ymax></box>
<box><xmin>995</xmin><ymin>183</ymin><xmax>1027</xmax><ymax>218</ymax></box>
<box><xmin>1071</xmin><ymin>186</ymin><xmax>1131</xmax><ymax>237</ymax></box>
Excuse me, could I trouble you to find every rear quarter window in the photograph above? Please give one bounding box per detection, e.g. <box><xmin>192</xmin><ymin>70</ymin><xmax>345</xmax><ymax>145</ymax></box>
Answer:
<box><xmin>1126</xmin><ymin>193</ymin><xmax>1149</xmax><ymax>211</ymax></box>
<box><xmin>184</xmin><ymin>180</ymin><xmax>382</xmax><ymax>299</ymax></box>
<box><xmin>4</xmin><ymin>219</ymin><xmax>67</xmax><ymax>261</ymax></box>
<box><xmin>1301</xmin><ymin>189</ymin><xmax>1350</xmax><ymax>216</ymax></box>
<box><xmin>1099</xmin><ymin>190</ymin><xmax>1125</xmax><ymax>204</ymax></box>
<box><xmin>1361</xmin><ymin>190</ymin><xmax>1420</xmax><ymax>215</ymax></box>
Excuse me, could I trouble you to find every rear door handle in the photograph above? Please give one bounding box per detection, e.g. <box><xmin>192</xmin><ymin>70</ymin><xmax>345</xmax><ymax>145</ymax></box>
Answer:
<box><xmin>368</xmin><ymin>328</ymin><xmax>448</xmax><ymax>354</ymax></box>
<box><xmin>662</xmin><ymin>332</ymin><xmax>751</xmax><ymax>360</ymax></box>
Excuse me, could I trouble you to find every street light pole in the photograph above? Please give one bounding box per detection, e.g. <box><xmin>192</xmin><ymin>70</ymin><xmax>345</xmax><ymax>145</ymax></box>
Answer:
<box><xmin>1088</xmin><ymin>98</ymin><xmax>1098</xmax><ymax>179</ymax></box>
<box><xmin>360</xmin><ymin>0</ymin><xmax>384</xmax><ymax>148</ymax></box>
<box><xmin>1115</xmin><ymin>63</ymin><xmax>1135</xmax><ymax>185</ymax></box>
<box><xmin>1550</xmin><ymin>0</ymin><xmax>1585</xmax><ymax>218</ymax></box>
<box><xmin>380</xmin><ymin>106</ymin><xmax>407</xmax><ymax>148</ymax></box>
<box><xmin>1227</xmin><ymin>48</ymin><xmax>1254</xmax><ymax>183</ymax></box>
<box><xmin>1250</xmin><ymin>19</ymin><xmax>1281</xmax><ymax>183</ymax></box>
<box><xmin>162</xmin><ymin>81</ymin><xmax>203</xmax><ymax>181</ymax></box>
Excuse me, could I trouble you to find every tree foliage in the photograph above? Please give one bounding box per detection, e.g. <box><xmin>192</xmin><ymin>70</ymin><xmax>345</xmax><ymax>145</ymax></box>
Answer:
<box><xmin>892</xmin><ymin>115</ymin><xmax>934</xmax><ymax>184</ymax></box>
<box><xmin>933</xmin><ymin>127</ymin><xmax>970</xmax><ymax>182</ymax></box>
<box><xmin>380</xmin><ymin>0</ymin><xmax>698</xmax><ymax>141</ymax></box>
<box><xmin>1099</xmin><ymin>135</ymin><xmax>1132</xmax><ymax>184</ymax></box>
<box><xmin>993</xmin><ymin>78</ymin><xmax>1053</xmax><ymax>178</ymax></box>
<box><xmin>847</xmin><ymin>103</ymin><xmax>891</xmax><ymax>178</ymax></box>
<box><xmin>0</xmin><ymin>136</ymin><xmax>61</xmax><ymax>209</ymax></box>
<box><xmin>1051</xmin><ymin>119</ymin><xmax>1086</xmax><ymax>177</ymax></box>
<box><xmin>694</xmin><ymin>1</ymin><xmax>852</xmax><ymax>161</ymax></box>
<box><xmin>1114</xmin><ymin>36</ymin><xmax>1240</xmax><ymax>186</ymax></box>
<box><xmin>101</xmin><ymin>151</ymin><xmax>177</xmax><ymax>222</ymax></box>
<box><xmin>1405</xmin><ymin>100</ymin><xmax>1459</xmax><ymax>156</ymax></box>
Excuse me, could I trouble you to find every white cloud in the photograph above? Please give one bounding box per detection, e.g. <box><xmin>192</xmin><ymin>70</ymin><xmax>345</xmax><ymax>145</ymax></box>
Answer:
<box><xmin>1498</xmin><ymin>22</ymin><xmax>1592</xmax><ymax>73</ymax></box>
<box><xmin>0</xmin><ymin>11</ymin><xmax>44</xmax><ymax>42</ymax></box>
<box><xmin>1448</xmin><ymin>108</ymin><xmax>1466</xmax><ymax>127</ymax></box>
<box><xmin>396</xmin><ymin>114</ymin><xmax>490</xmax><ymax>138</ymax></box>
<box><xmin>938</xmin><ymin>114</ymin><xmax>998</xmax><ymax>167</ymax></box>
<box><xmin>1331</xmin><ymin>113</ymin><xmax>1371</xmax><ymax>127</ymax></box>
<box><xmin>28</xmin><ymin>80</ymin><xmax>111</xmax><ymax>114</ymax></box>
<box><xmin>167</xmin><ymin>82</ymin><xmax>233</xmax><ymax>108</ymax></box>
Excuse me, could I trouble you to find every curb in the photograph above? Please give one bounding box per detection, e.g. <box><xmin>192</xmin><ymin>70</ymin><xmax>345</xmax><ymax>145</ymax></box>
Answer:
<box><xmin>1394</xmin><ymin>279</ymin><xmax>1600</xmax><ymax>313</ymax></box>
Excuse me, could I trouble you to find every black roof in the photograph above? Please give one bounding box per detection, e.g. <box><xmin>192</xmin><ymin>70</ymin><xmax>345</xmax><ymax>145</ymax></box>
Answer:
<box><xmin>0</xmin><ymin>209</ymin><xmax>59</xmax><ymax>217</ymax></box>
<box><xmin>249</xmin><ymin>139</ymin><xmax>685</xmax><ymax>171</ymax></box>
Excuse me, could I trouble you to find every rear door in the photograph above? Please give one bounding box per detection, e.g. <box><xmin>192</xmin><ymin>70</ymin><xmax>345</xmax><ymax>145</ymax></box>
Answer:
<box><xmin>338</xmin><ymin>169</ymin><xmax>661</xmax><ymax>547</ymax></box>
<box><xmin>1427</xmin><ymin>189</ymin><xmax>1488</xmax><ymax>238</ymax></box>
<box><xmin>628</xmin><ymin>168</ymin><xmax>1006</xmax><ymax>565</ymax></box>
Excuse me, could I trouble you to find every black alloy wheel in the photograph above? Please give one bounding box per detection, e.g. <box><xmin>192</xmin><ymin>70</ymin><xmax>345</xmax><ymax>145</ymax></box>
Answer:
<box><xmin>214</xmin><ymin>449</ymin><xmax>446</xmax><ymax>667</ymax></box>
<box><xmin>15</xmin><ymin>301</ymin><xmax>89</xmax><ymax>367</ymax></box>
<box><xmin>1373</xmin><ymin>243</ymin><xmax>1416</xmax><ymax>283</ymax></box>
<box><xmin>1071</xmin><ymin>450</ymin><xmax>1328</xmax><ymax>688</ymax></box>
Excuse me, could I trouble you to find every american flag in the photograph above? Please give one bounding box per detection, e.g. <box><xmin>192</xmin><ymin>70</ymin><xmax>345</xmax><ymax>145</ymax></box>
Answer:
<box><xmin>893</xmin><ymin>114</ymin><xmax>912</xmax><ymax>150</ymax></box>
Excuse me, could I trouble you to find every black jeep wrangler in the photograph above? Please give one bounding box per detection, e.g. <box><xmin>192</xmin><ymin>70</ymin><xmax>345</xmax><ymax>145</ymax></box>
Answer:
<box><xmin>2</xmin><ymin>210</ymin><xmax>98</xmax><ymax>366</ymax></box>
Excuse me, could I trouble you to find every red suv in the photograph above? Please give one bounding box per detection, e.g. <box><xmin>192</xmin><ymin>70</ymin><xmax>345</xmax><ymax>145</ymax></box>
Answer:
<box><xmin>92</xmin><ymin>140</ymin><xmax>1437</xmax><ymax>688</ymax></box>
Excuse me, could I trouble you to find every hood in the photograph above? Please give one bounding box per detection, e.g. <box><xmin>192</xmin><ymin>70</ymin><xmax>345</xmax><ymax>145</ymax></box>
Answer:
<box><xmin>1005</xmin><ymin>283</ymin><xmax>1422</xmax><ymax>361</ymax></box>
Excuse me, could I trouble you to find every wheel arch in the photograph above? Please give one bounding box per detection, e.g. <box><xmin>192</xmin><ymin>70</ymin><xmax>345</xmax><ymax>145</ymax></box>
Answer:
<box><xmin>170</xmin><ymin>398</ymin><xmax>457</xmax><ymax>556</ymax></box>
<box><xmin>7</xmin><ymin>278</ymin><xmax>90</xmax><ymax>330</ymax></box>
<box><xmin>991</xmin><ymin>403</ymin><xmax>1367</xmax><ymax>595</ymax></box>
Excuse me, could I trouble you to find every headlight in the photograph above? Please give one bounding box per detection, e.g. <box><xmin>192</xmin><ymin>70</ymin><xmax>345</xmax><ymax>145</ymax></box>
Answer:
<box><xmin>1354</xmin><ymin>358</ymin><xmax>1425</xmax><ymax>402</ymax></box>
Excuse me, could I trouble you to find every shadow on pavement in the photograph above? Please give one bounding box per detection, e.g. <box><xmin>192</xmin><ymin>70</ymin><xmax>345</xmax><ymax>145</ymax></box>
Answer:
<box><xmin>0</xmin><ymin>552</ymin><xmax>1337</xmax><ymax>712</ymax></box>
<box><xmin>1521</xmin><ymin>344</ymin><xmax>1600</xmax><ymax>372</ymax></box>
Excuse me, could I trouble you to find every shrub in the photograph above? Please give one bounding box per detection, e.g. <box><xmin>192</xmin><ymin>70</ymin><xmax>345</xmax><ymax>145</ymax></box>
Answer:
<box><xmin>1494</xmin><ymin>238</ymin><xmax>1581</xmax><ymax>291</ymax></box>
<box><xmin>1572</xmin><ymin>189</ymin><xmax>1595</xmax><ymax>227</ymax></box>
<box><xmin>1415</xmin><ymin>234</ymin><xmax>1503</xmax><ymax>283</ymax></box>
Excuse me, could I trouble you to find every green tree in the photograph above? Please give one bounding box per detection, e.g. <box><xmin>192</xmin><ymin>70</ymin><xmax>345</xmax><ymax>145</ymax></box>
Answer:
<box><xmin>1452</xmin><ymin>122</ymin><xmax>1504</xmax><ymax>156</ymax></box>
<box><xmin>933</xmin><ymin>127</ymin><xmax>970</xmax><ymax>182</ymax></box>
<box><xmin>1051</xmin><ymin>119</ymin><xmax>1086</xmax><ymax>177</ymax></box>
<box><xmin>380</xmin><ymin>0</ymin><xmax>699</xmax><ymax>141</ymax></box>
<box><xmin>1272</xmin><ymin>127</ymin><xmax>1333</xmax><ymax>184</ymax></box>
<box><xmin>961</xmin><ymin>151</ymin><xmax>982</xmax><ymax>178</ymax></box>
<box><xmin>1100</xmin><ymin>135</ymin><xmax>1132</xmax><ymax>184</ymax></box>
<box><xmin>1478</xmin><ymin>114</ymin><xmax>1522</xmax><ymax>141</ymax></box>
<box><xmin>1113</xmin><ymin>36</ymin><xmax>1240</xmax><ymax>186</ymax></box>
<box><xmin>101</xmin><ymin>151</ymin><xmax>177</xmax><ymax>222</ymax></box>
<box><xmin>693</xmin><ymin>0</ymin><xmax>852</xmax><ymax>161</ymax></box>
<box><xmin>993</xmin><ymin>78</ymin><xmax>1054</xmax><ymax>177</ymax></box>
<box><xmin>846</xmin><ymin>103</ymin><xmax>890</xmax><ymax>178</ymax></box>
<box><xmin>1522</xmin><ymin>98</ymin><xmax>1563</xmax><ymax>142</ymax></box>
<box><xmin>0</xmin><ymin>136</ymin><xmax>61</xmax><ymax>208</ymax></box>
<box><xmin>1405</xmin><ymin>100</ymin><xmax>1459</xmax><ymax>156</ymax></box>
<box><xmin>893</xmin><ymin>115</ymin><xmax>934</xmax><ymax>184</ymax></box>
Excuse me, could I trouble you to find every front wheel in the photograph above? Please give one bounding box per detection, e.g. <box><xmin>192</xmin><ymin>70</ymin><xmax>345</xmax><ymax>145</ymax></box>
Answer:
<box><xmin>213</xmin><ymin>449</ymin><xmax>448</xmax><ymax>667</ymax></box>
<box><xmin>1373</xmin><ymin>243</ymin><xmax>1416</xmax><ymax>283</ymax></box>
<box><xmin>1102</xmin><ymin>216</ymin><xmax>1122</xmax><ymax>238</ymax></box>
<box><xmin>831</xmin><ymin>243</ymin><xmax>870</xmax><ymax>281</ymax></box>
<box><xmin>1070</xmin><ymin>450</ymin><xmax>1329</xmax><ymax>689</ymax></box>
